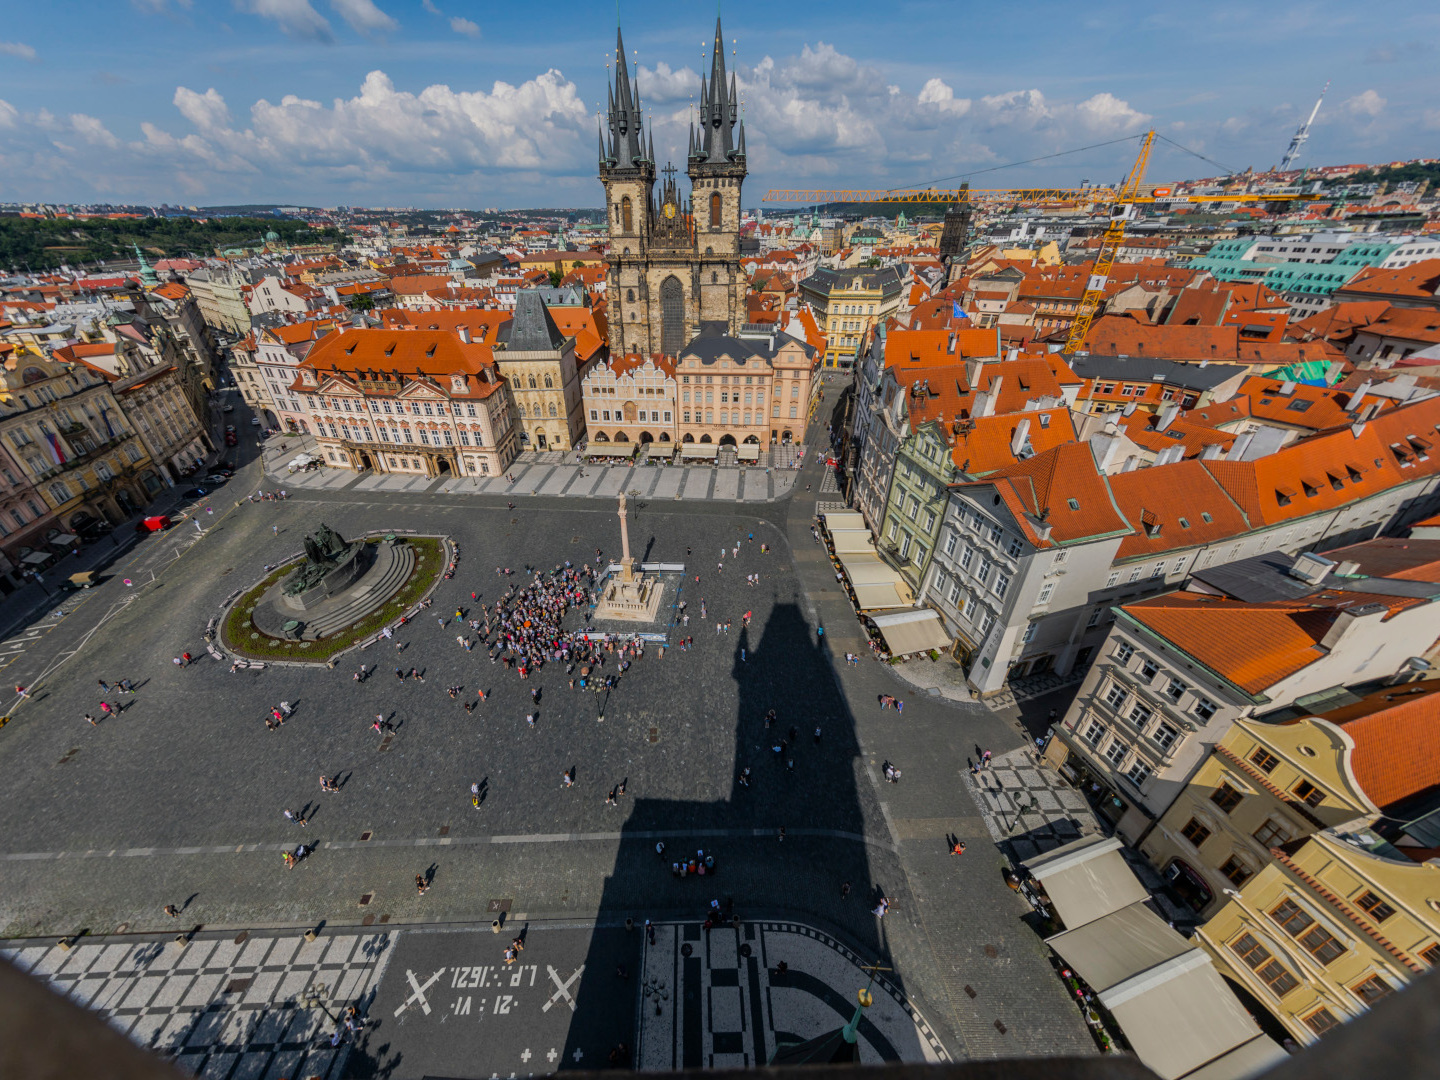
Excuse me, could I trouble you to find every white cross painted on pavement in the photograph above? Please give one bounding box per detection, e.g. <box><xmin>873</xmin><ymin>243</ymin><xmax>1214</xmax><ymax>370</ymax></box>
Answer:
<box><xmin>521</xmin><ymin>1049</ymin><xmax>532</xmax><ymax>1063</ymax></box>
<box><xmin>542</xmin><ymin>965</ymin><xmax>583</xmax><ymax>1013</ymax></box>
<box><xmin>573</xmin><ymin>1049</ymin><xmax>583</xmax><ymax>1062</ymax></box>
<box><xmin>394</xmin><ymin>968</ymin><xmax>446</xmax><ymax>1017</ymax></box>
<box><xmin>547</xmin><ymin>1049</ymin><xmax>558</xmax><ymax>1063</ymax></box>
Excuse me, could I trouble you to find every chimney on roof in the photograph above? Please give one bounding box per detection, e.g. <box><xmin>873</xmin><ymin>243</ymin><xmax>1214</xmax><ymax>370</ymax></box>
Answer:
<box><xmin>1200</xmin><ymin>442</ymin><xmax>1224</xmax><ymax>460</ymax></box>
<box><xmin>457</xmin><ymin>325</ymin><xmax>471</xmax><ymax>344</ymax></box>
<box><xmin>947</xmin><ymin>331</ymin><xmax>956</xmax><ymax>355</ymax></box>
<box><xmin>1010</xmin><ymin>418</ymin><xmax>1031</xmax><ymax>457</ymax></box>
<box><xmin>1319</xmin><ymin>602</ymin><xmax>1388</xmax><ymax>652</ymax></box>
<box><xmin>1226</xmin><ymin>432</ymin><xmax>1254</xmax><ymax>460</ymax></box>
<box><xmin>1347</xmin><ymin>379</ymin><xmax>1372</xmax><ymax>413</ymax></box>
<box><xmin>979</xmin><ymin>376</ymin><xmax>1000</xmax><ymax>417</ymax></box>
<box><xmin>1156</xmin><ymin>402</ymin><xmax>1180</xmax><ymax>430</ymax></box>
<box><xmin>1289</xmin><ymin>551</ymin><xmax>1335</xmax><ymax>586</ymax></box>
<box><xmin>1279</xmin><ymin>380</ymin><xmax>1296</xmax><ymax>397</ymax></box>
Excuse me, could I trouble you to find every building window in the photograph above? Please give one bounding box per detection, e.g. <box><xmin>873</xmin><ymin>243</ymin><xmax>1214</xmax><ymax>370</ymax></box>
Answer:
<box><xmin>1139</xmin><ymin>657</ymin><xmax>1158</xmax><ymax>680</ymax></box>
<box><xmin>1104</xmin><ymin>684</ymin><xmax>1128</xmax><ymax>711</ymax></box>
<box><xmin>1115</xmin><ymin>642</ymin><xmax>1134</xmax><ymax>664</ymax></box>
<box><xmin>1292</xmin><ymin>781</ymin><xmax>1325</xmax><ymax>808</ymax></box>
<box><xmin>1152</xmin><ymin>723</ymin><xmax>1178</xmax><ymax>752</ymax></box>
<box><xmin>993</xmin><ymin>573</ymin><xmax>1010</xmax><ymax>599</ymax></box>
<box><xmin>1350</xmin><ymin>975</ymin><xmax>1394</xmax><ymax>1006</ymax></box>
<box><xmin>1036</xmin><ymin>582</ymin><xmax>1055</xmax><ymax>605</ymax></box>
<box><xmin>590</xmin><ymin>410</ymin><xmax>598</xmax><ymax>421</ymax></box>
<box><xmin>1249</xmin><ymin>748</ymin><xmax>1280</xmax><ymax>774</ymax></box>
<box><xmin>947</xmin><ymin>579</ymin><xmax>961</xmax><ymax>605</ymax></box>
<box><xmin>1268</xmin><ymin>899</ymin><xmax>1346</xmax><ymax>963</ymax></box>
<box><xmin>1128</xmin><ymin>702</ymin><xmax>1153</xmax><ymax>728</ymax></box>
<box><xmin>1210</xmin><ymin>783</ymin><xmax>1244</xmax><ymax>814</ymax></box>
<box><xmin>1126</xmin><ymin>761</ymin><xmax>1151</xmax><ymax>787</ymax></box>
<box><xmin>1420</xmin><ymin>943</ymin><xmax>1440</xmax><ymax>967</ymax></box>
<box><xmin>1181</xmin><ymin>818</ymin><xmax>1211</xmax><ymax>846</ymax></box>
<box><xmin>1355</xmin><ymin>891</ymin><xmax>1396</xmax><ymax>923</ymax></box>
<box><xmin>1105</xmin><ymin>571</ymin><xmax>1119</xmax><ymax>588</ymax></box>
<box><xmin>1082</xmin><ymin>721</ymin><xmax>1106</xmax><ymax>748</ymax></box>
<box><xmin>1253</xmin><ymin>818</ymin><xmax>1294</xmax><ymax>848</ymax></box>
<box><xmin>1229</xmin><ymin>934</ymin><xmax>1299</xmax><ymax>997</ymax></box>
<box><xmin>1194</xmin><ymin>696</ymin><xmax>1218</xmax><ymax>721</ymax></box>
<box><xmin>944</xmin><ymin>532</ymin><xmax>957</xmax><ymax>556</ymax></box>
<box><xmin>1165</xmin><ymin>678</ymin><xmax>1187</xmax><ymax>702</ymax></box>
<box><xmin>1104</xmin><ymin>740</ymin><xmax>1128</xmax><ymax>766</ymax></box>
<box><xmin>1303</xmin><ymin>1008</ymin><xmax>1341</xmax><ymax>1037</ymax></box>
<box><xmin>1220</xmin><ymin>856</ymin><xmax>1253</xmax><ymax>887</ymax></box>
<box><xmin>1007</xmin><ymin>538</ymin><xmax>1023</xmax><ymax>557</ymax></box>
<box><xmin>960</xmin><ymin>546</ymin><xmax>973</xmax><ymax>570</ymax></box>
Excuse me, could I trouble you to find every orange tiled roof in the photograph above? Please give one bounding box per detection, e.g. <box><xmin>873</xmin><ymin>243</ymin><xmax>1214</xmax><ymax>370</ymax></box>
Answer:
<box><xmin>1360</xmin><ymin>306</ymin><xmax>1440</xmax><ymax>345</ymax></box>
<box><xmin>149</xmin><ymin>282</ymin><xmax>190</xmax><ymax>302</ymax></box>
<box><xmin>883</xmin><ymin>327</ymin><xmax>999</xmax><ymax>368</ymax></box>
<box><xmin>982</xmin><ymin>441</ymin><xmax>1131</xmax><ymax>545</ymax></box>
<box><xmin>1289</xmin><ymin>301</ymin><xmax>1391</xmax><ymax>344</ymax></box>
<box><xmin>950</xmin><ymin>408</ymin><xmax>1077</xmax><ymax>477</ymax></box>
<box><xmin>548</xmin><ymin>305</ymin><xmax>608</xmax><ymax>363</ymax></box>
<box><xmin>1237</xmin><ymin>375</ymin><xmax>1394</xmax><ymax>431</ymax></box>
<box><xmin>594</xmin><ymin>352</ymin><xmax>677</xmax><ymax>379</ymax></box>
<box><xmin>388</xmin><ymin>274</ymin><xmax>454</xmax><ymax>296</ymax></box>
<box><xmin>298</xmin><ymin>328</ymin><xmax>504</xmax><ymax>400</ymax></box>
<box><xmin>1316</xmin><ymin>681</ymin><xmax>1440</xmax><ymax>808</ymax></box>
<box><xmin>1108</xmin><ymin>460</ymin><xmax>1250</xmax><ymax>559</ymax></box>
<box><xmin>381</xmin><ymin>309</ymin><xmax>512</xmax><ymax>344</ymax></box>
<box><xmin>1124</xmin><ymin>591</ymin><xmax>1426</xmax><ymax>694</ymax></box>
<box><xmin>1117</xmin><ymin>410</ymin><xmax>1237</xmax><ymax>458</ymax></box>
<box><xmin>1338</xmin><ymin>259</ymin><xmax>1440</xmax><ymax>301</ymax></box>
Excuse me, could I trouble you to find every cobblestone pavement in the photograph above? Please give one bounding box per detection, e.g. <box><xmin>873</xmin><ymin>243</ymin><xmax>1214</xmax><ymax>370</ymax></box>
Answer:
<box><xmin>2</xmin><ymin>929</ymin><xmax>393</xmax><ymax>1079</ymax></box>
<box><xmin>0</xmin><ymin>402</ymin><xmax>1093</xmax><ymax>1067</ymax></box>
<box><xmin>268</xmin><ymin>454</ymin><xmax>804</xmax><ymax>504</ymax></box>
<box><xmin>964</xmin><ymin>747</ymin><xmax>1102</xmax><ymax>862</ymax></box>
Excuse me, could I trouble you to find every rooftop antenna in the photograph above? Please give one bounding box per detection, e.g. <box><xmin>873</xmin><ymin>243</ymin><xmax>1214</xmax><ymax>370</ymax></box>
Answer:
<box><xmin>1279</xmin><ymin>80</ymin><xmax>1329</xmax><ymax>172</ymax></box>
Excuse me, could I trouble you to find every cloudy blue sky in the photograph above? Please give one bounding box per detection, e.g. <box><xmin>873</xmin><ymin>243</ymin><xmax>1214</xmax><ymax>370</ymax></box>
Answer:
<box><xmin>0</xmin><ymin>0</ymin><xmax>1434</xmax><ymax>209</ymax></box>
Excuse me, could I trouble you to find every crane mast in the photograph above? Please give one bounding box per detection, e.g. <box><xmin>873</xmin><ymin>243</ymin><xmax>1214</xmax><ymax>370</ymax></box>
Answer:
<box><xmin>1279</xmin><ymin>81</ymin><xmax>1329</xmax><ymax>172</ymax></box>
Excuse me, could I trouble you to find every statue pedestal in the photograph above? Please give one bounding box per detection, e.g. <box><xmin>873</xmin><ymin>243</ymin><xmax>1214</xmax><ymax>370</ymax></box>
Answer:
<box><xmin>594</xmin><ymin>564</ymin><xmax>664</xmax><ymax>623</ymax></box>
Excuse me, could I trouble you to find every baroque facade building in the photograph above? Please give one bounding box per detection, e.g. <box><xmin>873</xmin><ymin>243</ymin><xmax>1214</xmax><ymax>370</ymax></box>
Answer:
<box><xmin>600</xmin><ymin>19</ymin><xmax>747</xmax><ymax>357</ymax></box>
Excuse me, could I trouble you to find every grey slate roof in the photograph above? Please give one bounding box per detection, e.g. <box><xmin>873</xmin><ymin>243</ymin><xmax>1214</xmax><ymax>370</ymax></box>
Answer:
<box><xmin>507</xmin><ymin>290</ymin><xmax>567</xmax><ymax>353</ymax></box>
<box><xmin>680</xmin><ymin>327</ymin><xmax>814</xmax><ymax>364</ymax></box>
<box><xmin>799</xmin><ymin>266</ymin><xmax>904</xmax><ymax>296</ymax></box>
<box><xmin>1068</xmin><ymin>353</ymin><xmax>1239</xmax><ymax>391</ymax></box>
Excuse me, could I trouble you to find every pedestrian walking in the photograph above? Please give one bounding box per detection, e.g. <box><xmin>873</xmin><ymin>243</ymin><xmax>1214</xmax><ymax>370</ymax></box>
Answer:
<box><xmin>416</xmin><ymin>875</ymin><xmax>430</xmax><ymax>896</ymax></box>
<box><xmin>951</xmin><ymin>841</ymin><xmax>967</xmax><ymax>855</ymax></box>
<box><xmin>272</xmin><ymin>525</ymin><xmax>278</xmax><ymax>536</ymax></box>
<box><xmin>283</xmin><ymin>809</ymin><xmax>307</xmax><ymax>828</ymax></box>
<box><xmin>778</xmin><ymin>826</ymin><xmax>786</xmax><ymax>842</ymax></box>
<box><xmin>164</xmin><ymin>904</ymin><xmax>179</xmax><ymax>918</ymax></box>
<box><xmin>97</xmin><ymin>679</ymin><xmax>110</xmax><ymax>693</ymax></box>
<box><xmin>279</xmin><ymin>701</ymin><xmax>292</xmax><ymax>717</ymax></box>
<box><xmin>841</xmin><ymin>881</ymin><xmax>851</xmax><ymax>901</ymax></box>
<box><xmin>84</xmin><ymin>712</ymin><xmax>97</xmax><ymax>726</ymax></box>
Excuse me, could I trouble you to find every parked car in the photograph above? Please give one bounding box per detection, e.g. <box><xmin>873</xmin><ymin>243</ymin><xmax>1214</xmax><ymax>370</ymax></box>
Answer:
<box><xmin>204</xmin><ymin>473</ymin><xmax>230</xmax><ymax>484</ymax></box>
<box><xmin>183</xmin><ymin>487</ymin><xmax>207</xmax><ymax>498</ymax></box>
<box><xmin>225</xmin><ymin>424</ymin><xmax>236</xmax><ymax>432</ymax></box>
<box><xmin>224</xmin><ymin>433</ymin><xmax>238</xmax><ymax>447</ymax></box>
<box><xmin>249</xmin><ymin>417</ymin><xmax>262</xmax><ymax>427</ymax></box>
<box><xmin>215</xmin><ymin>460</ymin><xmax>235</xmax><ymax>471</ymax></box>
<box><xmin>136</xmin><ymin>515</ymin><xmax>172</xmax><ymax>534</ymax></box>
<box><xmin>222</xmin><ymin>405</ymin><xmax>234</xmax><ymax>413</ymax></box>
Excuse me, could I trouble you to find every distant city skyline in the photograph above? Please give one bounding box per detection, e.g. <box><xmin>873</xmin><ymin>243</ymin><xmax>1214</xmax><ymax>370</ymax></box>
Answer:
<box><xmin>0</xmin><ymin>0</ymin><xmax>1435</xmax><ymax>209</ymax></box>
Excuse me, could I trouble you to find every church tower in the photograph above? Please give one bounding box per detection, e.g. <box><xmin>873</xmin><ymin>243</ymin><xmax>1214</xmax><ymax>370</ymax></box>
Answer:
<box><xmin>687</xmin><ymin>17</ymin><xmax>747</xmax><ymax>341</ymax></box>
<box><xmin>601</xmin><ymin>18</ymin><xmax>747</xmax><ymax>358</ymax></box>
<box><xmin>600</xmin><ymin>27</ymin><xmax>655</xmax><ymax>356</ymax></box>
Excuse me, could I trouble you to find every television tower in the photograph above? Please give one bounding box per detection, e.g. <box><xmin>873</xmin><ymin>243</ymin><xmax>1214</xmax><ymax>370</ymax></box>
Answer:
<box><xmin>1279</xmin><ymin>81</ymin><xmax>1329</xmax><ymax>172</ymax></box>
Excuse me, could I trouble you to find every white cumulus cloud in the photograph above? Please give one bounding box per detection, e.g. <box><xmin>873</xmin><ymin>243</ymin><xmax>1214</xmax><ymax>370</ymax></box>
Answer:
<box><xmin>917</xmin><ymin>78</ymin><xmax>970</xmax><ymax>116</ymax></box>
<box><xmin>1343</xmin><ymin>89</ymin><xmax>1386</xmax><ymax>117</ymax></box>
<box><xmin>1074</xmin><ymin>92</ymin><xmax>1151</xmax><ymax>132</ymax></box>
<box><xmin>450</xmin><ymin>16</ymin><xmax>479</xmax><ymax>38</ymax></box>
<box><xmin>0</xmin><ymin>41</ymin><xmax>37</xmax><ymax>60</ymax></box>
<box><xmin>71</xmin><ymin>113</ymin><xmax>120</xmax><ymax>148</ymax></box>
<box><xmin>331</xmin><ymin>0</ymin><xmax>396</xmax><ymax>37</ymax></box>
<box><xmin>234</xmin><ymin>0</ymin><xmax>333</xmax><ymax>43</ymax></box>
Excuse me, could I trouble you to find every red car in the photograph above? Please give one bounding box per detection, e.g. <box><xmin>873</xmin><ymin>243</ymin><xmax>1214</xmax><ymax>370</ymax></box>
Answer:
<box><xmin>136</xmin><ymin>515</ymin><xmax>172</xmax><ymax>534</ymax></box>
<box><xmin>225</xmin><ymin>432</ymin><xmax>238</xmax><ymax>446</ymax></box>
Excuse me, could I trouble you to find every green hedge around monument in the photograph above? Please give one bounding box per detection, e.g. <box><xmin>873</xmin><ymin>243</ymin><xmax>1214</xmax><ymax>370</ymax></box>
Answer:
<box><xmin>222</xmin><ymin>536</ymin><xmax>443</xmax><ymax>663</ymax></box>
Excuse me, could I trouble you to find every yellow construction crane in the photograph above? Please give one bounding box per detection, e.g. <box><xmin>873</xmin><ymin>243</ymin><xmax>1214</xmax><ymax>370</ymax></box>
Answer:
<box><xmin>762</xmin><ymin>130</ymin><xmax>1304</xmax><ymax>352</ymax></box>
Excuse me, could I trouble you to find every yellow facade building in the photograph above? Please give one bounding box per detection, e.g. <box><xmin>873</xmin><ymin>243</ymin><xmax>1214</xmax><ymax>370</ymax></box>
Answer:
<box><xmin>1177</xmin><ymin>680</ymin><xmax>1440</xmax><ymax>1045</ymax></box>
<box><xmin>798</xmin><ymin>266</ymin><xmax>905</xmax><ymax>368</ymax></box>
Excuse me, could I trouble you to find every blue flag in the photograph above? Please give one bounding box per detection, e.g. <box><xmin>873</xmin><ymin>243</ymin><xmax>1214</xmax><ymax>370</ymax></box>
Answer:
<box><xmin>952</xmin><ymin>302</ymin><xmax>968</xmax><ymax>320</ymax></box>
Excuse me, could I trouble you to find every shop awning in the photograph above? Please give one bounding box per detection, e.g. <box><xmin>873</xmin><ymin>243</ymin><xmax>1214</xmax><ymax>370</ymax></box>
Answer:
<box><xmin>49</xmin><ymin>533</ymin><xmax>79</xmax><ymax>546</ymax></box>
<box><xmin>1022</xmin><ymin>836</ymin><xmax>1149</xmax><ymax>929</ymax></box>
<box><xmin>289</xmin><ymin>453</ymin><xmax>315</xmax><ymax>467</ymax></box>
<box><xmin>586</xmin><ymin>443</ymin><xmax>637</xmax><ymax>458</ymax></box>
<box><xmin>22</xmin><ymin>551</ymin><xmax>51</xmax><ymax>564</ymax></box>
<box><xmin>1029</xmin><ymin>836</ymin><xmax>1287</xmax><ymax>1080</ymax></box>
<box><xmin>829</xmin><ymin>528</ymin><xmax>874</xmax><ymax>554</ymax></box>
<box><xmin>870</xmin><ymin>609</ymin><xmax>951</xmax><ymax>655</ymax></box>
<box><xmin>679</xmin><ymin>444</ymin><xmax>720</xmax><ymax>459</ymax></box>
<box><xmin>851</xmin><ymin>582</ymin><xmax>909</xmax><ymax>610</ymax></box>
<box><xmin>736</xmin><ymin>444</ymin><xmax>761</xmax><ymax>461</ymax></box>
<box><xmin>1048</xmin><ymin>905</ymin><xmax>1284</xmax><ymax>1080</ymax></box>
<box><xmin>822</xmin><ymin>510</ymin><xmax>866</xmax><ymax>531</ymax></box>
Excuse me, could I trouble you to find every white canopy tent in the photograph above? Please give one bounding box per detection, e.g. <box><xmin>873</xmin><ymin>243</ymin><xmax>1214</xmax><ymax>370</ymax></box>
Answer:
<box><xmin>870</xmin><ymin>609</ymin><xmax>951</xmax><ymax>655</ymax></box>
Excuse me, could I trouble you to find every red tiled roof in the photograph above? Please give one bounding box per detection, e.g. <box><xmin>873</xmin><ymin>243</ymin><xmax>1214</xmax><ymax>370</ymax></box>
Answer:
<box><xmin>1108</xmin><ymin>460</ymin><xmax>1250</xmax><ymax>559</ymax></box>
<box><xmin>1237</xmin><ymin>375</ymin><xmax>1393</xmax><ymax>431</ymax></box>
<box><xmin>1124</xmin><ymin>591</ymin><xmax>1425</xmax><ymax>694</ymax></box>
<box><xmin>381</xmin><ymin>309</ymin><xmax>512</xmax><ymax>344</ymax></box>
<box><xmin>298</xmin><ymin>328</ymin><xmax>504</xmax><ymax>399</ymax></box>
<box><xmin>1337</xmin><ymin>260</ymin><xmax>1440</xmax><ymax>302</ymax></box>
<box><xmin>984</xmin><ymin>441</ymin><xmax>1131</xmax><ymax>545</ymax></box>
<box><xmin>883</xmin><ymin>327</ymin><xmax>1000</xmax><ymax>368</ymax></box>
<box><xmin>1316</xmin><ymin>681</ymin><xmax>1440</xmax><ymax>808</ymax></box>
<box><xmin>950</xmin><ymin>409</ymin><xmax>1077</xmax><ymax>477</ymax></box>
<box><xmin>1117</xmin><ymin>410</ymin><xmax>1237</xmax><ymax>458</ymax></box>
